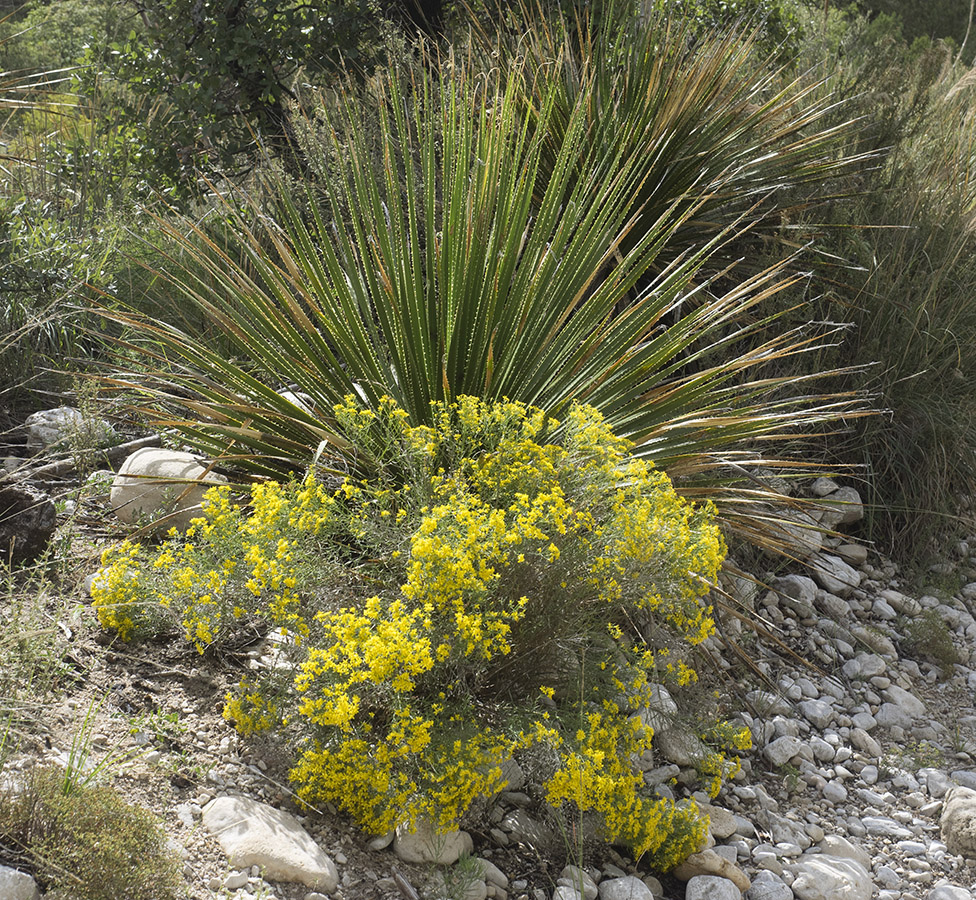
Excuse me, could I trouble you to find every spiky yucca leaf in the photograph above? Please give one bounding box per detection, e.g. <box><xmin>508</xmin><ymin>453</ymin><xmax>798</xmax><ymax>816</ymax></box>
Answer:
<box><xmin>101</xmin><ymin>43</ymin><xmax>859</xmax><ymax>539</ymax></box>
<box><xmin>483</xmin><ymin>0</ymin><xmax>870</xmax><ymax>282</ymax></box>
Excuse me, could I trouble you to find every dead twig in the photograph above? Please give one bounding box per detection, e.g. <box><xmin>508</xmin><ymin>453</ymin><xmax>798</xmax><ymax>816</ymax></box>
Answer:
<box><xmin>0</xmin><ymin>434</ymin><xmax>163</xmax><ymax>485</ymax></box>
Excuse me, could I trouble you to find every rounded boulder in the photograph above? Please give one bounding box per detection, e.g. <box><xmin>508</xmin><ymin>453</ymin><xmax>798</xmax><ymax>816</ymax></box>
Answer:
<box><xmin>110</xmin><ymin>448</ymin><xmax>227</xmax><ymax>532</ymax></box>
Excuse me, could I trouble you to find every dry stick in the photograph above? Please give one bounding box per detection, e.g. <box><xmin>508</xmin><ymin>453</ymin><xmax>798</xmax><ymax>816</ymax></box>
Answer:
<box><xmin>0</xmin><ymin>434</ymin><xmax>163</xmax><ymax>485</ymax></box>
<box><xmin>958</xmin><ymin>0</ymin><xmax>976</xmax><ymax>67</ymax></box>
<box><xmin>392</xmin><ymin>867</ymin><xmax>421</xmax><ymax>900</ymax></box>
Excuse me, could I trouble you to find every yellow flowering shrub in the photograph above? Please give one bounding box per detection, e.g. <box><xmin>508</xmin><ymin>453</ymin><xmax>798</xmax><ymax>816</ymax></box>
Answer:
<box><xmin>543</xmin><ymin>703</ymin><xmax>706</xmax><ymax>863</ymax></box>
<box><xmin>91</xmin><ymin>396</ymin><xmax>745</xmax><ymax>872</ymax></box>
<box><xmin>91</xmin><ymin>473</ymin><xmax>335</xmax><ymax>652</ymax></box>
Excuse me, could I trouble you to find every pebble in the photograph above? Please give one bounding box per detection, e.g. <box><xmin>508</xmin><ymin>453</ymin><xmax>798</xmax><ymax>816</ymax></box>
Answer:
<box><xmin>224</xmin><ymin>871</ymin><xmax>249</xmax><ymax>890</ymax></box>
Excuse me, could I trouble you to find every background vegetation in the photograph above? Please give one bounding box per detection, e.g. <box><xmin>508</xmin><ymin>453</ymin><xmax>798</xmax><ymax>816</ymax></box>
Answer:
<box><xmin>3</xmin><ymin>0</ymin><xmax>976</xmax><ymax>569</ymax></box>
<box><xmin>3</xmin><ymin>0</ymin><xmax>976</xmax><ymax>884</ymax></box>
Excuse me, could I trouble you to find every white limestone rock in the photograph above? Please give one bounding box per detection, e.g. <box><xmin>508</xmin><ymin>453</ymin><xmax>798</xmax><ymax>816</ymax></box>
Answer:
<box><xmin>746</xmin><ymin>690</ymin><xmax>792</xmax><ymax>717</ymax></box>
<box><xmin>835</xmin><ymin>543</ymin><xmax>868</xmax><ymax>566</ymax></box>
<box><xmin>110</xmin><ymin>447</ymin><xmax>228</xmax><ymax>532</ymax></box>
<box><xmin>764</xmin><ymin>735</ymin><xmax>803</xmax><ymax>768</ymax></box>
<box><xmin>202</xmin><ymin>795</ymin><xmax>338</xmax><ymax>891</ymax></box>
<box><xmin>673</xmin><ymin>849</ymin><xmax>751</xmax><ymax>892</ymax></box>
<box><xmin>598</xmin><ymin>876</ymin><xmax>657</xmax><ymax>900</ymax></box>
<box><xmin>850</xmin><ymin>727</ymin><xmax>882</xmax><ymax>759</ymax></box>
<box><xmin>810</xmin><ymin>477</ymin><xmax>839</xmax><ymax>497</ymax></box>
<box><xmin>862</xmin><ymin>815</ymin><xmax>913</xmax><ymax>839</ymax></box>
<box><xmin>799</xmin><ymin>699</ymin><xmax>835</xmax><ymax>730</ymax></box>
<box><xmin>941</xmin><ymin>786</ymin><xmax>976</xmax><ymax>858</ymax></box>
<box><xmin>882</xmin><ymin>684</ymin><xmax>927</xmax><ymax>719</ymax></box>
<box><xmin>772</xmin><ymin>574</ymin><xmax>818</xmax><ymax>618</ymax></box>
<box><xmin>499</xmin><ymin>756</ymin><xmax>526</xmax><ymax>792</ymax></box>
<box><xmin>685</xmin><ymin>875</ymin><xmax>742</xmax><ymax>900</ymax></box>
<box><xmin>656</xmin><ymin>726</ymin><xmax>707</xmax><ymax>767</ymax></box>
<box><xmin>394</xmin><ymin>818</ymin><xmax>474</xmax><ymax>865</ymax></box>
<box><xmin>789</xmin><ymin>854</ymin><xmax>872</xmax><ymax>900</ymax></box>
<box><xmin>842</xmin><ymin>652</ymin><xmax>887</xmax><ymax>679</ymax></box>
<box><xmin>24</xmin><ymin>406</ymin><xmax>116</xmax><ymax>453</ymax></box>
<box><xmin>927</xmin><ymin>883</ymin><xmax>975</xmax><ymax>900</ymax></box>
<box><xmin>746</xmin><ymin>870</ymin><xmax>793</xmax><ymax>900</ymax></box>
<box><xmin>815</xmin><ymin>589</ymin><xmax>850</xmax><ymax>620</ymax></box>
<box><xmin>699</xmin><ymin>803</ymin><xmax>738</xmax><ymax>840</ymax></box>
<box><xmin>921</xmin><ymin>767</ymin><xmax>952</xmax><ymax>799</ymax></box>
<box><xmin>808</xmin><ymin>554</ymin><xmax>861</xmax><ymax>598</ymax></box>
<box><xmin>848</xmin><ymin>624</ymin><xmax>897</xmax><ymax>658</ymax></box>
<box><xmin>879</xmin><ymin>588</ymin><xmax>921</xmax><ymax>616</ymax></box>
<box><xmin>822</xmin><ymin>781</ymin><xmax>848</xmax><ymax>804</ymax></box>
<box><xmin>0</xmin><ymin>866</ymin><xmax>40</xmax><ymax>900</ymax></box>
<box><xmin>558</xmin><ymin>866</ymin><xmax>598</xmax><ymax>900</ymax></box>
<box><xmin>432</xmin><ymin>870</ymin><xmax>488</xmax><ymax>900</ymax></box>
<box><xmin>817</xmin><ymin>486</ymin><xmax>864</xmax><ymax>529</ymax></box>
<box><xmin>475</xmin><ymin>859</ymin><xmax>509</xmax><ymax>889</ymax></box>
<box><xmin>637</xmin><ymin>683</ymin><xmax>679</xmax><ymax>731</ymax></box>
<box><xmin>765</xmin><ymin>508</ymin><xmax>824</xmax><ymax>560</ymax></box>
<box><xmin>555</xmin><ymin>886</ymin><xmax>583</xmax><ymax>900</ymax></box>
<box><xmin>818</xmin><ymin>835</ymin><xmax>872</xmax><ymax>871</ymax></box>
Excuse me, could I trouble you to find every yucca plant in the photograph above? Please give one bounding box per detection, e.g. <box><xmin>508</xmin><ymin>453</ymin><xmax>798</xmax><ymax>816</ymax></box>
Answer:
<box><xmin>482</xmin><ymin>0</ymin><xmax>865</xmax><ymax>282</ymax></box>
<box><xmin>100</xmin><ymin>31</ymin><xmax>861</xmax><ymax>549</ymax></box>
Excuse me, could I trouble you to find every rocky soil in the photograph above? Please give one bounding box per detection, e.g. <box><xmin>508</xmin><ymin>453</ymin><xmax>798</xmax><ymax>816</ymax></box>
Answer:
<box><xmin>7</xmin><ymin>409</ymin><xmax>976</xmax><ymax>900</ymax></box>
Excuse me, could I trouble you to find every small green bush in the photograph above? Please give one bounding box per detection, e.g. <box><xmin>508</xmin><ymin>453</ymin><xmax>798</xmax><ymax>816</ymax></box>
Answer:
<box><xmin>0</xmin><ymin>766</ymin><xmax>183</xmax><ymax>900</ymax></box>
<box><xmin>902</xmin><ymin>610</ymin><xmax>962</xmax><ymax>670</ymax></box>
<box><xmin>92</xmin><ymin>397</ymin><xmax>749</xmax><ymax>870</ymax></box>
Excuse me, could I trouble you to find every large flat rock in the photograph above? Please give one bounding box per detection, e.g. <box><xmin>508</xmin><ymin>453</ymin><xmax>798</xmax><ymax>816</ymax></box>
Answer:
<box><xmin>203</xmin><ymin>795</ymin><xmax>338</xmax><ymax>891</ymax></box>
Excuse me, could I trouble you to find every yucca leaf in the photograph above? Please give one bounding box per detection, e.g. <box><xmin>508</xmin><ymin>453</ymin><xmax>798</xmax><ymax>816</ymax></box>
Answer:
<box><xmin>100</xmin><ymin>27</ymin><xmax>865</xmax><ymax>544</ymax></box>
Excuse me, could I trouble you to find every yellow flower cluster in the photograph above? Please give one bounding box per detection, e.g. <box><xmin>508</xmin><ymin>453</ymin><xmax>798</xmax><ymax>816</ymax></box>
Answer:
<box><xmin>291</xmin><ymin>714</ymin><xmax>520</xmax><ymax>834</ymax></box>
<box><xmin>91</xmin><ymin>475</ymin><xmax>334</xmax><ymax>653</ymax></box>
<box><xmin>544</xmin><ymin>705</ymin><xmax>708</xmax><ymax>869</ymax></box>
<box><xmin>91</xmin><ymin>396</ymin><xmax>745</xmax><ymax>869</ymax></box>
<box><xmin>90</xmin><ymin>540</ymin><xmax>145</xmax><ymax>641</ymax></box>
<box><xmin>224</xmin><ymin>677</ymin><xmax>282</xmax><ymax>735</ymax></box>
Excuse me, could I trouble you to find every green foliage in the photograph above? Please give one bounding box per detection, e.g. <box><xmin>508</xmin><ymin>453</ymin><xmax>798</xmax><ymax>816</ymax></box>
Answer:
<box><xmin>901</xmin><ymin>610</ymin><xmax>962</xmax><ymax>670</ymax></box>
<box><xmin>102</xmin><ymin>32</ymin><xmax>860</xmax><ymax>561</ymax></box>
<box><xmin>92</xmin><ymin>398</ymin><xmax>748</xmax><ymax>870</ymax></box>
<box><xmin>650</xmin><ymin>0</ymin><xmax>802</xmax><ymax>55</ymax></box>
<box><xmin>0</xmin><ymin>766</ymin><xmax>183</xmax><ymax>900</ymax></box>
<box><xmin>0</xmin><ymin>0</ymin><xmax>130</xmax><ymax>72</ymax></box>
<box><xmin>96</xmin><ymin>0</ymin><xmax>393</xmax><ymax>180</ymax></box>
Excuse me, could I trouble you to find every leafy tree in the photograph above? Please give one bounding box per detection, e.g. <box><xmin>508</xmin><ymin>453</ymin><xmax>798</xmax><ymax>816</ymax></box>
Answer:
<box><xmin>101</xmin><ymin>0</ymin><xmax>374</xmax><ymax>178</ymax></box>
<box><xmin>652</xmin><ymin>0</ymin><xmax>802</xmax><ymax>54</ymax></box>
<box><xmin>0</xmin><ymin>0</ymin><xmax>131</xmax><ymax>73</ymax></box>
<box><xmin>97</xmin><ymin>0</ymin><xmax>457</xmax><ymax>182</ymax></box>
<box><xmin>830</xmin><ymin>0</ymin><xmax>973</xmax><ymax>48</ymax></box>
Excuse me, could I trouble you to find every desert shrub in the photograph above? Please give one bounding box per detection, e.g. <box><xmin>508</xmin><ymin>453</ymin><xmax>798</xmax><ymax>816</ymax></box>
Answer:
<box><xmin>765</xmin><ymin>19</ymin><xmax>976</xmax><ymax>562</ymax></box>
<box><xmin>0</xmin><ymin>765</ymin><xmax>182</xmax><ymax>900</ymax></box>
<box><xmin>901</xmin><ymin>610</ymin><xmax>962</xmax><ymax>670</ymax></box>
<box><xmin>92</xmin><ymin>397</ymin><xmax>748</xmax><ymax>870</ymax></box>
